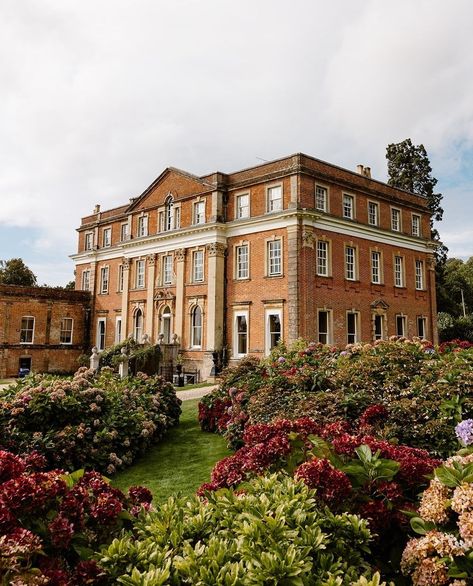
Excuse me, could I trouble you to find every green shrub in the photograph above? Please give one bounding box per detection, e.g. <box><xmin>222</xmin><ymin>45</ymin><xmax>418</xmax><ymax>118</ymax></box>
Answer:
<box><xmin>98</xmin><ymin>473</ymin><xmax>386</xmax><ymax>585</ymax></box>
<box><xmin>0</xmin><ymin>368</ymin><xmax>181</xmax><ymax>473</ymax></box>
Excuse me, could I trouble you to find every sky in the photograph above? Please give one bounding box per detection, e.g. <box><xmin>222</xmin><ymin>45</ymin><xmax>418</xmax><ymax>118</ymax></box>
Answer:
<box><xmin>0</xmin><ymin>0</ymin><xmax>472</xmax><ymax>285</ymax></box>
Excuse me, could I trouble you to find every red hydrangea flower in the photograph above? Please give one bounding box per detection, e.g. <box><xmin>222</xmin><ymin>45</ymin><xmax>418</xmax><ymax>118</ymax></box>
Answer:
<box><xmin>358</xmin><ymin>499</ymin><xmax>391</xmax><ymax>536</ymax></box>
<box><xmin>90</xmin><ymin>493</ymin><xmax>123</xmax><ymax>524</ymax></box>
<box><xmin>295</xmin><ymin>458</ymin><xmax>352</xmax><ymax>506</ymax></box>
<box><xmin>359</xmin><ymin>404</ymin><xmax>388</xmax><ymax>428</ymax></box>
<box><xmin>0</xmin><ymin>471</ymin><xmax>67</xmax><ymax>514</ymax></box>
<box><xmin>48</xmin><ymin>514</ymin><xmax>74</xmax><ymax>549</ymax></box>
<box><xmin>0</xmin><ymin>450</ymin><xmax>25</xmax><ymax>483</ymax></box>
<box><xmin>73</xmin><ymin>560</ymin><xmax>106</xmax><ymax>585</ymax></box>
<box><xmin>128</xmin><ymin>485</ymin><xmax>153</xmax><ymax>505</ymax></box>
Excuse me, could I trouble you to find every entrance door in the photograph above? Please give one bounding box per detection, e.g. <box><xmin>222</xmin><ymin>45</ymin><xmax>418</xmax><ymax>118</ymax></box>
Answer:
<box><xmin>19</xmin><ymin>357</ymin><xmax>32</xmax><ymax>377</ymax></box>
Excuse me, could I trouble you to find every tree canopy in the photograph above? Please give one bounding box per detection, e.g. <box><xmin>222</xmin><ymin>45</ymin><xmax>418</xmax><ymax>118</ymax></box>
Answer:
<box><xmin>0</xmin><ymin>258</ymin><xmax>37</xmax><ymax>287</ymax></box>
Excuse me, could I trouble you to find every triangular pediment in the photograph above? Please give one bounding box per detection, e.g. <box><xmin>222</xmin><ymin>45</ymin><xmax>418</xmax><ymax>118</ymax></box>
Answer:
<box><xmin>127</xmin><ymin>167</ymin><xmax>214</xmax><ymax>212</ymax></box>
<box><xmin>371</xmin><ymin>299</ymin><xmax>389</xmax><ymax>310</ymax></box>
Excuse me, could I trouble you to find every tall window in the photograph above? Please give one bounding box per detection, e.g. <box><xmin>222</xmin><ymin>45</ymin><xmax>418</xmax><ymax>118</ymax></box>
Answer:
<box><xmin>234</xmin><ymin>312</ymin><xmax>248</xmax><ymax>356</ymax></box>
<box><xmin>236</xmin><ymin>244</ymin><xmax>249</xmax><ymax>279</ymax></box>
<box><xmin>133</xmin><ymin>309</ymin><xmax>143</xmax><ymax>342</ymax></box>
<box><xmin>267</xmin><ymin>240</ymin><xmax>282</xmax><ymax>276</ymax></box>
<box><xmin>315</xmin><ymin>186</ymin><xmax>327</xmax><ymax>212</ymax></box>
<box><xmin>20</xmin><ymin>317</ymin><xmax>35</xmax><ymax>344</ymax></box>
<box><xmin>345</xmin><ymin>246</ymin><xmax>356</xmax><ymax>280</ymax></box>
<box><xmin>266</xmin><ymin>311</ymin><xmax>282</xmax><ymax>354</ymax></box>
<box><xmin>368</xmin><ymin>202</ymin><xmax>379</xmax><ymax>226</ymax></box>
<box><xmin>100</xmin><ymin>266</ymin><xmax>109</xmax><ymax>294</ymax></box>
<box><xmin>267</xmin><ymin>186</ymin><xmax>282</xmax><ymax>212</ymax></box>
<box><xmin>136</xmin><ymin>260</ymin><xmax>145</xmax><ymax>288</ymax></box>
<box><xmin>193</xmin><ymin>250</ymin><xmax>204</xmax><ymax>282</ymax></box>
<box><xmin>138</xmin><ymin>216</ymin><xmax>148</xmax><ymax>237</ymax></box>
<box><xmin>412</xmin><ymin>215</ymin><xmax>421</xmax><ymax>237</ymax></box>
<box><xmin>81</xmin><ymin>270</ymin><xmax>90</xmax><ymax>291</ymax></box>
<box><xmin>347</xmin><ymin>312</ymin><xmax>358</xmax><ymax>344</ymax></box>
<box><xmin>415</xmin><ymin>260</ymin><xmax>424</xmax><ymax>290</ymax></box>
<box><xmin>165</xmin><ymin>196</ymin><xmax>174</xmax><ymax>231</ymax></box>
<box><xmin>97</xmin><ymin>319</ymin><xmax>106</xmax><ymax>351</ymax></box>
<box><xmin>115</xmin><ymin>317</ymin><xmax>122</xmax><ymax>344</ymax></box>
<box><xmin>316</xmin><ymin>240</ymin><xmax>329</xmax><ymax>276</ymax></box>
<box><xmin>161</xmin><ymin>306</ymin><xmax>171</xmax><ymax>343</ymax></box>
<box><xmin>236</xmin><ymin>194</ymin><xmax>249</xmax><ymax>219</ymax></box>
<box><xmin>417</xmin><ymin>316</ymin><xmax>427</xmax><ymax>339</ymax></box>
<box><xmin>343</xmin><ymin>195</ymin><xmax>354</xmax><ymax>219</ymax></box>
<box><xmin>394</xmin><ymin>256</ymin><xmax>404</xmax><ymax>287</ymax></box>
<box><xmin>117</xmin><ymin>265</ymin><xmax>124</xmax><ymax>292</ymax></box>
<box><xmin>102</xmin><ymin>228</ymin><xmax>111</xmax><ymax>248</ymax></box>
<box><xmin>163</xmin><ymin>255</ymin><xmax>173</xmax><ymax>285</ymax></box>
<box><xmin>191</xmin><ymin>306</ymin><xmax>202</xmax><ymax>347</ymax></box>
<box><xmin>85</xmin><ymin>233</ymin><xmax>93</xmax><ymax>250</ymax></box>
<box><xmin>120</xmin><ymin>223</ymin><xmax>129</xmax><ymax>241</ymax></box>
<box><xmin>391</xmin><ymin>208</ymin><xmax>401</xmax><ymax>231</ymax></box>
<box><xmin>317</xmin><ymin>310</ymin><xmax>331</xmax><ymax>344</ymax></box>
<box><xmin>396</xmin><ymin>315</ymin><xmax>406</xmax><ymax>337</ymax></box>
<box><xmin>193</xmin><ymin>201</ymin><xmax>205</xmax><ymax>225</ymax></box>
<box><xmin>374</xmin><ymin>314</ymin><xmax>384</xmax><ymax>340</ymax></box>
<box><xmin>174</xmin><ymin>206</ymin><xmax>181</xmax><ymax>229</ymax></box>
<box><xmin>60</xmin><ymin>318</ymin><xmax>73</xmax><ymax>344</ymax></box>
<box><xmin>371</xmin><ymin>251</ymin><xmax>381</xmax><ymax>284</ymax></box>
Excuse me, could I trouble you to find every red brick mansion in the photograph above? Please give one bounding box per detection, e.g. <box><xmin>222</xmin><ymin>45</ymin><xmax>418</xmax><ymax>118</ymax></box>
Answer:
<box><xmin>71</xmin><ymin>153</ymin><xmax>437</xmax><ymax>379</ymax></box>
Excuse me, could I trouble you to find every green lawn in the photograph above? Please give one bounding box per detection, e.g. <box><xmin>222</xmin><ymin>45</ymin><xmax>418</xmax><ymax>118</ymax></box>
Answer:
<box><xmin>112</xmin><ymin>398</ymin><xmax>231</xmax><ymax>502</ymax></box>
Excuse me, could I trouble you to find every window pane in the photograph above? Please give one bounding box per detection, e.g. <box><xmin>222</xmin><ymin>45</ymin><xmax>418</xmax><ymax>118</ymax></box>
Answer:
<box><xmin>20</xmin><ymin>317</ymin><xmax>34</xmax><ymax>343</ymax></box>
<box><xmin>267</xmin><ymin>186</ymin><xmax>282</xmax><ymax>212</ymax></box>
<box><xmin>269</xmin><ymin>314</ymin><xmax>281</xmax><ymax>349</ymax></box>
<box><xmin>60</xmin><ymin>318</ymin><xmax>73</xmax><ymax>344</ymax></box>
<box><xmin>316</xmin><ymin>241</ymin><xmax>328</xmax><ymax>276</ymax></box>
<box><xmin>237</xmin><ymin>315</ymin><xmax>247</xmax><ymax>354</ymax></box>
<box><xmin>315</xmin><ymin>186</ymin><xmax>327</xmax><ymax>211</ymax></box>
<box><xmin>347</xmin><ymin>313</ymin><xmax>357</xmax><ymax>344</ymax></box>
<box><xmin>268</xmin><ymin>240</ymin><xmax>282</xmax><ymax>275</ymax></box>
<box><xmin>318</xmin><ymin>311</ymin><xmax>328</xmax><ymax>344</ymax></box>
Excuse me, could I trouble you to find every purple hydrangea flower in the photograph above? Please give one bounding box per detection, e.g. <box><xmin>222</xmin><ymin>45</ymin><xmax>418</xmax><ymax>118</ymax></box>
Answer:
<box><xmin>277</xmin><ymin>356</ymin><xmax>286</xmax><ymax>363</ymax></box>
<box><xmin>455</xmin><ymin>419</ymin><xmax>473</xmax><ymax>446</ymax></box>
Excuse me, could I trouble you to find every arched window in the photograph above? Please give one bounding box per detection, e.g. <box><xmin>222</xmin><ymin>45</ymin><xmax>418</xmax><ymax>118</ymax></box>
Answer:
<box><xmin>191</xmin><ymin>306</ymin><xmax>202</xmax><ymax>348</ymax></box>
<box><xmin>133</xmin><ymin>309</ymin><xmax>143</xmax><ymax>342</ymax></box>
<box><xmin>161</xmin><ymin>305</ymin><xmax>171</xmax><ymax>344</ymax></box>
<box><xmin>165</xmin><ymin>195</ymin><xmax>174</xmax><ymax>231</ymax></box>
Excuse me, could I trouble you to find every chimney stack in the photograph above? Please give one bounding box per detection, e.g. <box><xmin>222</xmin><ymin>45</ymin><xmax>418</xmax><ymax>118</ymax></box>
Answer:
<box><xmin>356</xmin><ymin>164</ymin><xmax>364</xmax><ymax>175</ymax></box>
<box><xmin>364</xmin><ymin>167</ymin><xmax>371</xmax><ymax>178</ymax></box>
<box><xmin>94</xmin><ymin>204</ymin><xmax>101</xmax><ymax>214</ymax></box>
<box><xmin>356</xmin><ymin>165</ymin><xmax>371</xmax><ymax>178</ymax></box>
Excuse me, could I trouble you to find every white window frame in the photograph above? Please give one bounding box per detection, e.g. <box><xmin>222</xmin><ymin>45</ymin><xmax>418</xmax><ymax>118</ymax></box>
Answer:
<box><xmin>343</xmin><ymin>194</ymin><xmax>354</xmax><ymax>220</ymax></box>
<box><xmin>394</xmin><ymin>256</ymin><xmax>404</xmax><ymax>287</ymax></box>
<box><xmin>102</xmin><ymin>228</ymin><xmax>112</xmax><ymax>248</ymax></box>
<box><xmin>236</xmin><ymin>193</ymin><xmax>250</xmax><ymax>219</ymax></box>
<box><xmin>174</xmin><ymin>205</ymin><xmax>181</xmax><ymax>229</ymax></box>
<box><xmin>412</xmin><ymin>214</ymin><xmax>421</xmax><ymax>237</ymax></box>
<box><xmin>345</xmin><ymin>245</ymin><xmax>356</xmax><ymax>281</ymax></box>
<box><xmin>316</xmin><ymin>240</ymin><xmax>329</xmax><ymax>276</ymax></box>
<box><xmin>396</xmin><ymin>314</ymin><xmax>407</xmax><ymax>337</ymax></box>
<box><xmin>190</xmin><ymin>305</ymin><xmax>202</xmax><ymax>348</ymax></box>
<box><xmin>417</xmin><ymin>316</ymin><xmax>427</xmax><ymax>339</ymax></box>
<box><xmin>267</xmin><ymin>239</ymin><xmax>282</xmax><ymax>276</ymax></box>
<box><xmin>100</xmin><ymin>266</ymin><xmax>109</xmax><ymax>294</ymax></box>
<box><xmin>59</xmin><ymin>317</ymin><xmax>73</xmax><ymax>345</ymax></box>
<box><xmin>371</xmin><ymin>250</ymin><xmax>382</xmax><ymax>284</ymax></box>
<box><xmin>81</xmin><ymin>269</ymin><xmax>90</xmax><ymax>291</ymax></box>
<box><xmin>97</xmin><ymin>318</ymin><xmax>106</xmax><ymax>351</ymax></box>
<box><xmin>20</xmin><ymin>316</ymin><xmax>35</xmax><ymax>344</ymax></box>
<box><xmin>133</xmin><ymin>309</ymin><xmax>143</xmax><ymax>342</ymax></box>
<box><xmin>391</xmin><ymin>208</ymin><xmax>401</xmax><ymax>232</ymax></box>
<box><xmin>368</xmin><ymin>201</ymin><xmax>379</xmax><ymax>226</ymax></box>
<box><xmin>115</xmin><ymin>316</ymin><xmax>122</xmax><ymax>344</ymax></box>
<box><xmin>138</xmin><ymin>215</ymin><xmax>148</xmax><ymax>238</ymax></box>
<box><xmin>267</xmin><ymin>185</ymin><xmax>282</xmax><ymax>213</ymax></box>
<box><xmin>233</xmin><ymin>310</ymin><xmax>249</xmax><ymax>358</ymax></box>
<box><xmin>136</xmin><ymin>260</ymin><xmax>145</xmax><ymax>289</ymax></box>
<box><xmin>193</xmin><ymin>201</ymin><xmax>206</xmax><ymax>225</ymax></box>
<box><xmin>317</xmin><ymin>309</ymin><xmax>332</xmax><ymax>344</ymax></box>
<box><xmin>163</xmin><ymin>255</ymin><xmax>173</xmax><ymax>285</ymax></box>
<box><xmin>85</xmin><ymin>232</ymin><xmax>94</xmax><ymax>251</ymax></box>
<box><xmin>346</xmin><ymin>311</ymin><xmax>360</xmax><ymax>344</ymax></box>
<box><xmin>315</xmin><ymin>185</ymin><xmax>328</xmax><ymax>212</ymax></box>
<box><xmin>192</xmin><ymin>250</ymin><xmax>204</xmax><ymax>283</ymax></box>
<box><xmin>415</xmin><ymin>260</ymin><xmax>424</xmax><ymax>290</ymax></box>
<box><xmin>265</xmin><ymin>308</ymin><xmax>282</xmax><ymax>355</ymax></box>
<box><xmin>117</xmin><ymin>264</ymin><xmax>124</xmax><ymax>292</ymax></box>
<box><xmin>120</xmin><ymin>223</ymin><xmax>129</xmax><ymax>242</ymax></box>
<box><xmin>235</xmin><ymin>244</ymin><xmax>249</xmax><ymax>280</ymax></box>
<box><xmin>373</xmin><ymin>314</ymin><xmax>385</xmax><ymax>341</ymax></box>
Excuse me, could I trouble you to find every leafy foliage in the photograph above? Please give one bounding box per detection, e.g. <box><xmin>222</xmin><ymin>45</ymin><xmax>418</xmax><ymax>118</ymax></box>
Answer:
<box><xmin>0</xmin><ymin>257</ymin><xmax>37</xmax><ymax>286</ymax></box>
<box><xmin>0</xmin><ymin>368</ymin><xmax>181</xmax><ymax>473</ymax></box>
<box><xmin>98</xmin><ymin>473</ymin><xmax>385</xmax><ymax>585</ymax></box>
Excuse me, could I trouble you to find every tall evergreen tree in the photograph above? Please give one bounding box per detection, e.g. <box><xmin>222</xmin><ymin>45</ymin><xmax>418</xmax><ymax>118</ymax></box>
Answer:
<box><xmin>0</xmin><ymin>258</ymin><xmax>37</xmax><ymax>286</ymax></box>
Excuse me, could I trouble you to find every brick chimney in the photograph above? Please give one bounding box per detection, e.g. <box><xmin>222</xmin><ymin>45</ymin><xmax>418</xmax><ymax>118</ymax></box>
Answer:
<box><xmin>94</xmin><ymin>204</ymin><xmax>101</xmax><ymax>213</ymax></box>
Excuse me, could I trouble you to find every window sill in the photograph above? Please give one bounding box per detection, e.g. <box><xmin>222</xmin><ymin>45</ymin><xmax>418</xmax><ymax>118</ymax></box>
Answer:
<box><xmin>265</xmin><ymin>273</ymin><xmax>284</xmax><ymax>279</ymax></box>
<box><xmin>234</xmin><ymin>277</ymin><xmax>251</xmax><ymax>282</ymax></box>
<box><xmin>98</xmin><ymin>292</ymin><xmax>109</xmax><ymax>295</ymax></box>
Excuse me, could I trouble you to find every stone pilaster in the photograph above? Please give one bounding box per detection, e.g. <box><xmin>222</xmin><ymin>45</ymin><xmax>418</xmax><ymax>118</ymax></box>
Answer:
<box><xmin>145</xmin><ymin>254</ymin><xmax>156</xmax><ymax>341</ymax></box>
<box><xmin>427</xmin><ymin>252</ymin><xmax>438</xmax><ymax>344</ymax></box>
<box><xmin>287</xmin><ymin>224</ymin><xmax>299</xmax><ymax>344</ymax></box>
<box><xmin>174</xmin><ymin>248</ymin><xmax>186</xmax><ymax>342</ymax></box>
<box><xmin>121</xmin><ymin>258</ymin><xmax>130</xmax><ymax>337</ymax></box>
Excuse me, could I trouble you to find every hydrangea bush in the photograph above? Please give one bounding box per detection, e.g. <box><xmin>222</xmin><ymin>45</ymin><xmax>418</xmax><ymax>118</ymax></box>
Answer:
<box><xmin>0</xmin><ymin>368</ymin><xmax>181</xmax><ymax>473</ymax></box>
<box><xmin>0</xmin><ymin>449</ymin><xmax>152</xmax><ymax>585</ymax></box>
<box><xmin>201</xmin><ymin>339</ymin><xmax>473</xmax><ymax>456</ymax></box>
<box><xmin>98</xmin><ymin>473</ymin><xmax>391</xmax><ymax>585</ymax></box>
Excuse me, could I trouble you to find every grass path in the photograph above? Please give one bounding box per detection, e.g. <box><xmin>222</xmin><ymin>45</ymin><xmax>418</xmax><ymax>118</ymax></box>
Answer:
<box><xmin>112</xmin><ymin>398</ymin><xmax>231</xmax><ymax>502</ymax></box>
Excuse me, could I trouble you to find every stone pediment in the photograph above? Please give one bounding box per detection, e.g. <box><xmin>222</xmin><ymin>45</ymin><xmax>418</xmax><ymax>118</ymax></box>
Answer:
<box><xmin>154</xmin><ymin>289</ymin><xmax>175</xmax><ymax>301</ymax></box>
<box><xmin>127</xmin><ymin>168</ymin><xmax>214</xmax><ymax>212</ymax></box>
<box><xmin>371</xmin><ymin>299</ymin><xmax>389</xmax><ymax>310</ymax></box>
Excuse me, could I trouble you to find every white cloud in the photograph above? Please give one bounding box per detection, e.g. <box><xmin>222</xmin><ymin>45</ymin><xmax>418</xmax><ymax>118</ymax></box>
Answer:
<box><xmin>0</xmin><ymin>0</ymin><xmax>472</xmax><ymax>283</ymax></box>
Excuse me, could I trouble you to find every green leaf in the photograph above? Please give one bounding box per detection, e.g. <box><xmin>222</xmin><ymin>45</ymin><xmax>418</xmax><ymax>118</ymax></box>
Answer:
<box><xmin>410</xmin><ymin>516</ymin><xmax>436</xmax><ymax>535</ymax></box>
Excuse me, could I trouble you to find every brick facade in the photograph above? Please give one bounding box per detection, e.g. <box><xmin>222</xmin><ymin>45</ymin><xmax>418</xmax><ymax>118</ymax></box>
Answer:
<box><xmin>72</xmin><ymin>153</ymin><xmax>437</xmax><ymax>379</ymax></box>
<box><xmin>0</xmin><ymin>285</ymin><xmax>91</xmax><ymax>378</ymax></box>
